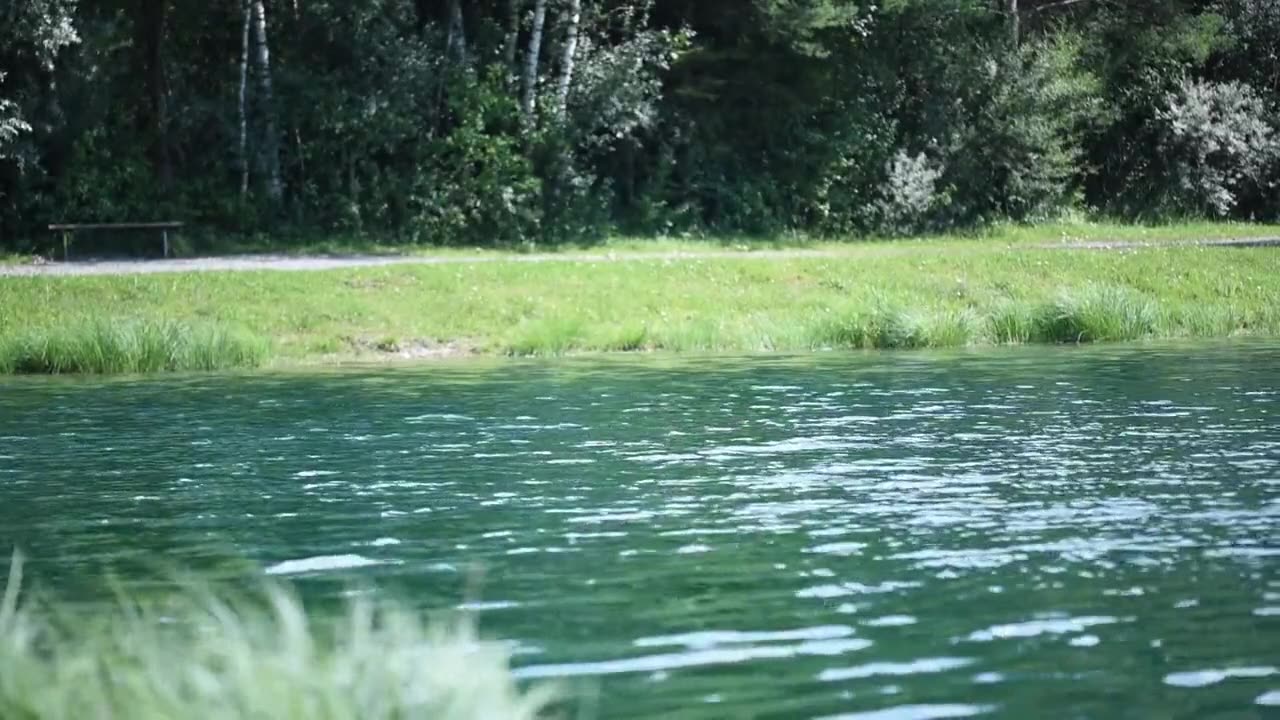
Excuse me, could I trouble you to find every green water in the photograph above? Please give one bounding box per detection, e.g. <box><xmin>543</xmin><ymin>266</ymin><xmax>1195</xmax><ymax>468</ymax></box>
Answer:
<box><xmin>2</xmin><ymin>343</ymin><xmax>1278</xmax><ymax>719</ymax></box>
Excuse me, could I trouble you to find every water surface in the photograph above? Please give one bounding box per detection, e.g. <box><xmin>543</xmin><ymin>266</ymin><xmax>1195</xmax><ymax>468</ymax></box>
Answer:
<box><xmin>2</xmin><ymin>343</ymin><xmax>1277</xmax><ymax>718</ymax></box>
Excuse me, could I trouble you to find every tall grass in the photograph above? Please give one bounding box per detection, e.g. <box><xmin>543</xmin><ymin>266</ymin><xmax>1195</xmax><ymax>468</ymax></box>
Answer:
<box><xmin>807</xmin><ymin>303</ymin><xmax>983</xmax><ymax>350</ymax></box>
<box><xmin>0</xmin><ymin>319</ymin><xmax>268</xmax><ymax>374</ymax></box>
<box><xmin>1034</xmin><ymin>285</ymin><xmax>1158</xmax><ymax>343</ymax></box>
<box><xmin>503</xmin><ymin>316</ymin><xmax>586</xmax><ymax>356</ymax></box>
<box><xmin>0</xmin><ymin>555</ymin><xmax>554</xmax><ymax>720</ymax></box>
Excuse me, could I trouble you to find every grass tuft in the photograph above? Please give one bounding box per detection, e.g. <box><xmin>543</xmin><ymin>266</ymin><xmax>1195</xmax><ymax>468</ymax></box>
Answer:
<box><xmin>503</xmin><ymin>316</ymin><xmax>585</xmax><ymax>356</ymax></box>
<box><xmin>1035</xmin><ymin>285</ymin><xmax>1159</xmax><ymax>343</ymax></box>
<box><xmin>0</xmin><ymin>554</ymin><xmax>554</xmax><ymax>720</ymax></box>
<box><xmin>595</xmin><ymin>322</ymin><xmax>650</xmax><ymax>352</ymax></box>
<box><xmin>988</xmin><ymin>301</ymin><xmax>1038</xmax><ymax>344</ymax></box>
<box><xmin>1166</xmin><ymin>303</ymin><xmax>1245</xmax><ymax>338</ymax></box>
<box><xmin>0</xmin><ymin>320</ymin><xmax>268</xmax><ymax>375</ymax></box>
<box><xmin>808</xmin><ymin>304</ymin><xmax>981</xmax><ymax>350</ymax></box>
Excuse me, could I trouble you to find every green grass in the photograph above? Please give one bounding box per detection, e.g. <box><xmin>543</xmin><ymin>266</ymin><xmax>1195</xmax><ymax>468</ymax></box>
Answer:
<box><xmin>0</xmin><ymin>555</ymin><xmax>553</xmax><ymax>720</ymax></box>
<box><xmin>1035</xmin><ymin>284</ymin><xmax>1158</xmax><ymax>343</ymax></box>
<box><xmin>0</xmin><ymin>320</ymin><xmax>268</xmax><ymax>374</ymax></box>
<box><xmin>2</xmin><ymin>222</ymin><xmax>1279</xmax><ymax>373</ymax></box>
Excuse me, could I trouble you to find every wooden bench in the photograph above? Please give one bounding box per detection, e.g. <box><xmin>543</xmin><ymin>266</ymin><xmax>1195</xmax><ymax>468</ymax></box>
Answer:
<box><xmin>48</xmin><ymin>222</ymin><xmax>184</xmax><ymax>261</ymax></box>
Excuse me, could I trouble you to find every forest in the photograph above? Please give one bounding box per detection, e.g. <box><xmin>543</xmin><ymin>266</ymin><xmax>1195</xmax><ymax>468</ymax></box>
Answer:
<box><xmin>2</xmin><ymin>0</ymin><xmax>1278</xmax><ymax>249</ymax></box>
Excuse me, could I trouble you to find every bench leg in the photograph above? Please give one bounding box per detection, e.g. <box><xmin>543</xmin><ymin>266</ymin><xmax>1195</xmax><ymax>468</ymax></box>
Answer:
<box><xmin>162</xmin><ymin>230</ymin><xmax>169</xmax><ymax>259</ymax></box>
<box><xmin>63</xmin><ymin>232</ymin><xmax>69</xmax><ymax>262</ymax></box>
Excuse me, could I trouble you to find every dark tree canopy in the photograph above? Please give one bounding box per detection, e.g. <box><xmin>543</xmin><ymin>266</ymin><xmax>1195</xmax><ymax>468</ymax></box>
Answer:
<box><xmin>1</xmin><ymin>0</ymin><xmax>1277</xmax><ymax>249</ymax></box>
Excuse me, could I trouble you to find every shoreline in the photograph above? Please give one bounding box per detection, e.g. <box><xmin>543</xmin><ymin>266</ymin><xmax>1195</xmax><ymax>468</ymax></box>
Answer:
<box><xmin>3</xmin><ymin>227</ymin><xmax>1278</xmax><ymax>376</ymax></box>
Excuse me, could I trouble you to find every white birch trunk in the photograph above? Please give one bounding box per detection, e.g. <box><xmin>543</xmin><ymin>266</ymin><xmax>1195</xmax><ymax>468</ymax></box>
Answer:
<box><xmin>521</xmin><ymin>0</ymin><xmax>547</xmax><ymax>129</ymax></box>
<box><xmin>503</xmin><ymin>0</ymin><xmax>522</xmax><ymax>72</ymax></box>
<box><xmin>238</xmin><ymin>0</ymin><xmax>251</xmax><ymax>196</ymax></box>
<box><xmin>446</xmin><ymin>0</ymin><xmax>467</xmax><ymax>64</ymax></box>
<box><xmin>553</xmin><ymin>0</ymin><xmax>581</xmax><ymax>120</ymax></box>
<box><xmin>251</xmin><ymin>0</ymin><xmax>283</xmax><ymax>201</ymax></box>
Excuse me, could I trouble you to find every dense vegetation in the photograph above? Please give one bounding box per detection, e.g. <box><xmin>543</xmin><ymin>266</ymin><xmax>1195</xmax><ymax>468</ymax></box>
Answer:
<box><xmin>2</xmin><ymin>1</ymin><xmax>1279</xmax><ymax>250</ymax></box>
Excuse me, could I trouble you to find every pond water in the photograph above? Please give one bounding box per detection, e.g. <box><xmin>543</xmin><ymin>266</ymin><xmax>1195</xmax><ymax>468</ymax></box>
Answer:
<box><xmin>1</xmin><ymin>342</ymin><xmax>1278</xmax><ymax>719</ymax></box>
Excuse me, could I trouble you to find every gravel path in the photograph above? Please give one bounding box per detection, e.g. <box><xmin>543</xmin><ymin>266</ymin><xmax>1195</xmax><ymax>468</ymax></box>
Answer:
<box><xmin>2</xmin><ymin>236</ymin><xmax>1277</xmax><ymax>277</ymax></box>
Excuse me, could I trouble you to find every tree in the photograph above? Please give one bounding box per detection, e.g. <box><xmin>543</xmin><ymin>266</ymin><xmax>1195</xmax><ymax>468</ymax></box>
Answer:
<box><xmin>3</xmin><ymin>0</ymin><xmax>1276</xmax><ymax>248</ymax></box>
<box><xmin>0</xmin><ymin>0</ymin><xmax>79</xmax><ymax>162</ymax></box>
<box><xmin>250</xmin><ymin>0</ymin><xmax>282</xmax><ymax>201</ymax></box>
<box><xmin>554</xmin><ymin>0</ymin><xmax>582</xmax><ymax>120</ymax></box>
<box><xmin>521</xmin><ymin>0</ymin><xmax>548</xmax><ymax>129</ymax></box>
<box><xmin>238</xmin><ymin>0</ymin><xmax>251</xmax><ymax>196</ymax></box>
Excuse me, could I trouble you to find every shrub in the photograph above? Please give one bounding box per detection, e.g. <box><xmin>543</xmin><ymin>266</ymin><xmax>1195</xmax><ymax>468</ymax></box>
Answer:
<box><xmin>941</xmin><ymin>34</ymin><xmax>1106</xmax><ymax>224</ymax></box>
<box><xmin>871</xmin><ymin>149</ymin><xmax>948</xmax><ymax>236</ymax></box>
<box><xmin>1154</xmin><ymin>78</ymin><xmax>1279</xmax><ymax>217</ymax></box>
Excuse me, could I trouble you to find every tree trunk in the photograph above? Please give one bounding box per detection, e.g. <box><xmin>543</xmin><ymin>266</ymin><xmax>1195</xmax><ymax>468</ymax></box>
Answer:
<box><xmin>445</xmin><ymin>0</ymin><xmax>467</xmax><ymax>64</ymax></box>
<box><xmin>251</xmin><ymin>0</ymin><xmax>283</xmax><ymax>201</ymax></box>
<box><xmin>521</xmin><ymin>0</ymin><xmax>547</xmax><ymax>129</ymax></box>
<box><xmin>554</xmin><ymin>0</ymin><xmax>581</xmax><ymax>120</ymax></box>
<box><xmin>140</xmin><ymin>0</ymin><xmax>173</xmax><ymax>191</ymax></box>
<box><xmin>1009</xmin><ymin>0</ymin><xmax>1020</xmax><ymax>46</ymax></box>
<box><xmin>503</xmin><ymin>0</ymin><xmax>522</xmax><ymax>72</ymax></box>
<box><xmin>238</xmin><ymin>0</ymin><xmax>251</xmax><ymax>196</ymax></box>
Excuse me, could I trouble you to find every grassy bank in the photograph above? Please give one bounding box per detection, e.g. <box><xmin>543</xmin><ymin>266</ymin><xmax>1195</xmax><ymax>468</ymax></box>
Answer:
<box><xmin>2</xmin><ymin>224</ymin><xmax>1279</xmax><ymax>373</ymax></box>
<box><xmin>0</xmin><ymin>557</ymin><xmax>553</xmax><ymax>720</ymax></box>
<box><xmin>0</xmin><ymin>319</ymin><xmax>268</xmax><ymax>374</ymax></box>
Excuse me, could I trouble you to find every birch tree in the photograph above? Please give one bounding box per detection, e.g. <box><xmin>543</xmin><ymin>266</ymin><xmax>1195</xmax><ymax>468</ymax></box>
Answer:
<box><xmin>503</xmin><ymin>0</ymin><xmax>523</xmax><ymax>71</ymax></box>
<box><xmin>553</xmin><ymin>0</ymin><xmax>582</xmax><ymax>120</ymax></box>
<box><xmin>445</xmin><ymin>0</ymin><xmax>467</xmax><ymax>64</ymax></box>
<box><xmin>250</xmin><ymin>0</ymin><xmax>283</xmax><ymax>200</ymax></box>
<box><xmin>1009</xmin><ymin>0</ymin><xmax>1020</xmax><ymax>46</ymax></box>
<box><xmin>238</xmin><ymin>0</ymin><xmax>251</xmax><ymax>196</ymax></box>
<box><xmin>521</xmin><ymin>0</ymin><xmax>548</xmax><ymax>129</ymax></box>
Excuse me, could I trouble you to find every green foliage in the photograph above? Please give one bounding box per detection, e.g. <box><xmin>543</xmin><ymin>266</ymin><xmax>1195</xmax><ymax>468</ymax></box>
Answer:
<box><xmin>0</xmin><ymin>0</ymin><xmax>77</xmax><ymax>172</ymax></box>
<box><xmin>3</xmin><ymin>0</ymin><xmax>1280</xmax><ymax>243</ymax></box>
<box><xmin>941</xmin><ymin>34</ymin><xmax>1106</xmax><ymax>224</ymax></box>
<box><xmin>1153</xmin><ymin>79</ymin><xmax>1279</xmax><ymax>217</ymax></box>
<box><xmin>414</xmin><ymin>72</ymin><xmax>542</xmax><ymax>245</ymax></box>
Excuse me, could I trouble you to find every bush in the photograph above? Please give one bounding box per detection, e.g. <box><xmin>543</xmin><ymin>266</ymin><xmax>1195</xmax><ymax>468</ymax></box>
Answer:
<box><xmin>941</xmin><ymin>35</ymin><xmax>1106</xmax><ymax>224</ymax></box>
<box><xmin>871</xmin><ymin>149</ymin><xmax>948</xmax><ymax>236</ymax></box>
<box><xmin>1154</xmin><ymin>78</ymin><xmax>1280</xmax><ymax>217</ymax></box>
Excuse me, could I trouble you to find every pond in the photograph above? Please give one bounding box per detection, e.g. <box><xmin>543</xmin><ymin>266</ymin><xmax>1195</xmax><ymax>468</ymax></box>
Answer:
<box><xmin>1</xmin><ymin>342</ymin><xmax>1277</xmax><ymax>718</ymax></box>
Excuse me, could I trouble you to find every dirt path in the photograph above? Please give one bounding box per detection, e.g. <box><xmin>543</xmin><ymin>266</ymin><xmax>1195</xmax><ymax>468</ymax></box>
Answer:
<box><xmin>2</xmin><ymin>236</ymin><xmax>1277</xmax><ymax>277</ymax></box>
